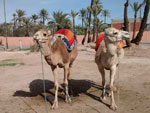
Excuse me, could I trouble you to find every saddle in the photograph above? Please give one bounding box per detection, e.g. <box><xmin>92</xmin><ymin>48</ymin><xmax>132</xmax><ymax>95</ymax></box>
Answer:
<box><xmin>51</xmin><ymin>29</ymin><xmax>77</xmax><ymax>52</ymax></box>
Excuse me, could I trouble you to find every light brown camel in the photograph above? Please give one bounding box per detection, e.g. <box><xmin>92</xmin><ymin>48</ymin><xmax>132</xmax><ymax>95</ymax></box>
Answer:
<box><xmin>33</xmin><ymin>29</ymin><xmax>78</xmax><ymax>109</ymax></box>
<box><xmin>95</xmin><ymin>27</ymin><xmax>130</xmax><ymax>110</ymax></box>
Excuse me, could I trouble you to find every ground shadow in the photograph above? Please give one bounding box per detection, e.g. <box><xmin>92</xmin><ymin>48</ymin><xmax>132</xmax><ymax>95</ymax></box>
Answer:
<box><xmin>13</xmin><ymin>78</ymin><xmax>110</xmax><ymax>108</ymax></box>
<box><xmin>13</xmin><ymin>79</ymin><xmax>54</xmax><ymax>97</ymax></box>
<box><xmin>13</xmin><ymin>79</ymin><xmax>94</xmax><ymax>101</ymax></box>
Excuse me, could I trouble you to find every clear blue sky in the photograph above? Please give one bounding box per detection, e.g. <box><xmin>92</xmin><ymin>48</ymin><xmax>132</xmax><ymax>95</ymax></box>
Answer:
<box><xmin>0</xmin><ymin>0</ymin><xmax>149</xmax><ymax>25</ymax></box>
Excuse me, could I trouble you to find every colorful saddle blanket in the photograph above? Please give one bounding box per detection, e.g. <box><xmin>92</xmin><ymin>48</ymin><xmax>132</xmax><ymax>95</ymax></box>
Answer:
<box><xmin>95</xmin><ymin>33</ymin><xmax>124</xmax><ymax>51</ymax></box>
<box><xmin>51</xmin><ymin>29</ymin><xmax>77</xmax><ymax>52</ymax></box>
<box><xmin>95</xmin><ymin>33</ymin><xmax>104</xmax><ymax>51</ymax></box>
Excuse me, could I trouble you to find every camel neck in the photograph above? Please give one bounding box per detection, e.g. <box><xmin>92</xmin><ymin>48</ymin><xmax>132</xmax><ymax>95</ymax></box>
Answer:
<box><xmin>40</xmin><ymin>39</ymin><xmax>52</xmax><ymax>57</ymax></box>
<box><xmin>105</xmin><ymin>42</ymin><xmax>118</xmax><ymax>56</ymax></box>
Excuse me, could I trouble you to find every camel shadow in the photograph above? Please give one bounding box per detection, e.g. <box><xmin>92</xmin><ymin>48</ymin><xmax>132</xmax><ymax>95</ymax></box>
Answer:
<box><xmin>13</xmin><ymin>79</ymin><xmax>109</xmax><ymax>108</ymax></box>
<box><xmin>13</xmin><ymin>79</ymin><xmax>94</xmax><ymax>102</ymax></box>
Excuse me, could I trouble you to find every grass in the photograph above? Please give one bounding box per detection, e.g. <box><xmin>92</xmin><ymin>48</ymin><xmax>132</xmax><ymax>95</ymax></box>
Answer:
<box><xmin>0</xmin><ymin>59</ymin><xmax>25</xmax><ymax>67</ymax></box>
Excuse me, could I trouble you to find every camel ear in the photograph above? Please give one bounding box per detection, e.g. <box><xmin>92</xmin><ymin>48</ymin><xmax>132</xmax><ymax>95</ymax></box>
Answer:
<box><xmin>48</xmin><ymin>30</ymin><xmax>51</xmax><ymax>36</ymax></box>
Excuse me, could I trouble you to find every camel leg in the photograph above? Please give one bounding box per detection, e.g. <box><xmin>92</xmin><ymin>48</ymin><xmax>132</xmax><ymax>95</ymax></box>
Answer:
<box><xmin>51</xmin><ymin>66</ymin><xmax>59</xmax><ymax>109</ymax></box>
<box><xmin>109</xmin><ymin>65</ymin><xmax>117</xmax><ymax>110</ymax></box>
<box><xmin>64</xmin><ymin>65</ymin><xmax>71</xmax><ymax>102</ymax></box>
<box><xmin>98</xmin><ymin>66</ymin><xmax>106</xmax><ymax>100</ymax></box>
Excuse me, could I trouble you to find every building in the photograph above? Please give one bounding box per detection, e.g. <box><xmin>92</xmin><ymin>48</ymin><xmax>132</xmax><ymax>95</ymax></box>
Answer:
<box><xmin>111</xmin><ymin>18</ymin><xmax>142</xmax><ymax>32</ymax></box>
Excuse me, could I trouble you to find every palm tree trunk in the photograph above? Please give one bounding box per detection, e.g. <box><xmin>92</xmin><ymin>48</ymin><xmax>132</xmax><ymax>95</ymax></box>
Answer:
<box><xmin>104</xmin><ymin>15</ymin><xmax>106</xmax><ymax>24</ymax></box>
<box><xmin>82</xmin><ymin>28</ymin><xmax>87</xmax><ymax>45</ymax></box>
<box><xmin>92</xmin><ymin>17</ymin><xmax>96</xmax><ymax>42</ymax></box>
<box><xmin>123</xmin><ymin>0</ymin><xmax>131</xmax><ymax>47</ymax></box>
<box><xmin>87</xmin><ymin>0</ymin><xmax>94</xmax><ymax>43</ymax></box>
<box><xmin>132</xmin><ymin>14</ymin><xmax>137</xmax><ymax>40</ymax></box>
<box><xmin>43</xmin><ymin>17</ymin><xmax>45</xmax><ymax>25</ymax></box>
<box><xmin>73</xmin><ymin>18</ymin><xmax>77</xmax><ymax>41</ymax></box>
<box><xmin>131</xmin><ymin>0</ymin><xmax>150</xmax><ymax>44</ymax></box>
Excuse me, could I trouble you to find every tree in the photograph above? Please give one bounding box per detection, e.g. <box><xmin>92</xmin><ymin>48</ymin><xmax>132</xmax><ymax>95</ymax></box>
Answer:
<box><xmin>48</xmin><ymin>21</ymin><xmax>56</xmax><ymax>35</ymax></box>
<box><xmin>39</xmin><ymin>9</ymin><xmax>49</xmax><ymax>26</ymax></box>
<box><xmin>87</xmin><ymin>0</ymin><xmax>94</xmax><ymax>43</ymax></box>
<box><xmin>89</xmin><ymin>0</ymin><xmax>103</xmax><ymax>42</ymax></box>
<box><xmin>52</xmin><ymin>11</ymin><xmax>71</xmax><ymax>30</ymax></box>
<box><xmin>31</xmin><ymin>14</ymin><xmax>38</xmax><ymax>25</ymax></box>
<box><xmin>130</xmin><ymin>1</ymin><xmax>144</xmax><ymax>40</ymax></box>
<box><xmin>16</xmin><ymin>9</ymin><xmax>26</xmax><ymax>26</ymax></box>
<box><xmin>23</xmin><ymin>17</ymin><xmax>31</xmax><ymax>36</ymax></box>
<box><xmin>102</xmin><ymin>9</ymin><xmax>110</xmax><ymax>24</ymax></box>
<box><xmin>70</xmin><ymin>10</ymin><xmax>78</xmax><ymax>40</ymax></box>
<box><xmin>81</xmin><ymin>17</ymin><xmax>89</xmax><ymax>45</ymax></box>
<box><xmin>131</xmin><ymin>0</ymin><xmax>150</xmax><ymax>44</ymax></box>
<box><xmin>123</xmin><ymin>0</ymin><xmax>131</xmax><ymax>47</ymax></box>
<box><xmin>12</xmin><ymin>13</ymin><xmax>17</xmax><ymax>36</ymax></box>
<box><xmin>79</xmin><ymin>8</ymin><xmax>87</xmax><ymax>30</ymax></box>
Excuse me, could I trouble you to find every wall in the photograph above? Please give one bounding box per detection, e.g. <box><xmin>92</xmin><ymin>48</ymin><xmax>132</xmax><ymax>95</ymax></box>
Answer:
<box><xmin>0</xmin><ymin>32</ymin><xmax>150</xmax><ymax>48</ymax></box>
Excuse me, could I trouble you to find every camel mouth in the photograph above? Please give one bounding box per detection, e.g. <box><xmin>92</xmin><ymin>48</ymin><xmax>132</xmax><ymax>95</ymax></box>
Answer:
<box><xmin>121</xmin><ymin>31</ymin><xmax>130</xmax><ymax>39</ymax></box>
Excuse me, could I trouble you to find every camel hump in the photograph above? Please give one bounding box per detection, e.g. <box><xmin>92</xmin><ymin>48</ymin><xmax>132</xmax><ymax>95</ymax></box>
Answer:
<box><xmin>95</xmin><ymin>33</ymin><xmax>104</xmax><ymax>51</ymax></box>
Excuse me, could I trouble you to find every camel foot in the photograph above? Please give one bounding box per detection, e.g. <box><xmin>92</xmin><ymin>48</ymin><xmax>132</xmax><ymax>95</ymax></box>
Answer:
<box><xmin>110</xmin><ymin>104</ymin><xmax>118</xmax><ymax>111</ymax></box>
<box><xmin>51</xmin><ymin>101</ymin><xmax>58</xmax><ymax>109</ymax></box>
<box><xmin>65</xmin><ymin>96</ymin><xmax>71</xmax><ymax>103</ymax></box>
<box><xmin>100</xmin><ymin>96</ymin><xmax>106</xmax><ymax>101</ymax></box>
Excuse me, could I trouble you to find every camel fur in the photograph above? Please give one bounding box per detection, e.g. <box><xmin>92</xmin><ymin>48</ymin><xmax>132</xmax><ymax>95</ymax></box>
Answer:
<box><xmin>33</xmin><ymin>29</ymin><xmax>78</xmax><ymax>109</ymax></box>
<box><xmin>95</xmin><ymin>27</ymin><xmax>130</xmax><ymax>110</ymax></box>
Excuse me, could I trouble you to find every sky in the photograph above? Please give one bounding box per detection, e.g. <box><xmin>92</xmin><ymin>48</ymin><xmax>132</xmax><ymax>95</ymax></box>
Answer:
<box><xmin>0</xmin><ymin>0</ymin><xmax>149</xmax><ymax>25</ymax></box>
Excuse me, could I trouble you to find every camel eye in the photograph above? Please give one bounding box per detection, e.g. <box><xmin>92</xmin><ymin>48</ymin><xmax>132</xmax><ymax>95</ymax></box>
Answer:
<box><xmin>43</xmin><ymin>33</ymin><xmax>47</xmax><ymax>37</ymax></box>
<box><xmin>113</xmin><ymin>32</ymin><xmax>118</xmax><ymax>35</ymax></box>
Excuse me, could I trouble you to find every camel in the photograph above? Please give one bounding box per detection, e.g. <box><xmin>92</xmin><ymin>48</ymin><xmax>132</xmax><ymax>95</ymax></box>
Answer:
<box><xmin>33</xmin><ymin>29</ymin><xmax>78</xmax><ymax>109</ymax></box>
<box><xmin>95</xmin><ymin>27</ymin><xmax>130</xmax><ymax>110</ymax></box>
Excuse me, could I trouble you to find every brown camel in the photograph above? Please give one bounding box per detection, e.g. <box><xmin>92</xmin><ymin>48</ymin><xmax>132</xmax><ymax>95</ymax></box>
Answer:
<box><xmin>95</xmin><ymin>27</ymin><xmax>130</xmax><ymax>110</ymax></box>
<box><xmin>33</xmin><ymin>29</ymin><xmax>78</xmax><ymax>109</ymax></box>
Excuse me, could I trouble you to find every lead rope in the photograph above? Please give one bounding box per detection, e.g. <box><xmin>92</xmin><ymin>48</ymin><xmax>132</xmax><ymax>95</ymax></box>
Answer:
<box><xmin>117</xmin><ymin>48</ymin><xmax>120</xmax><ymax>111</ymax></box>
<box><xmin>117</xmin><ymin>63</ymin><xmax>120</xmax><ymax>110</ymax></box>
<box><xmin>40</xmin><ymin>43</ymin><xmax>49</xmax><ymax>113</ymax></box>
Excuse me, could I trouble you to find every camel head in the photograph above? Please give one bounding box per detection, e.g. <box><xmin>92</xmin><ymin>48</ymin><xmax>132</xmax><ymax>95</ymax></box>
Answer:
<box><xmin>104</xmin><ymin>27</ymin><xmax>130</xmax><ymax>43</ymax></box>
<box><xmin>33</xmin><ymin>29</ymin><xmax>51</xmax><ymax>43</ymax></box>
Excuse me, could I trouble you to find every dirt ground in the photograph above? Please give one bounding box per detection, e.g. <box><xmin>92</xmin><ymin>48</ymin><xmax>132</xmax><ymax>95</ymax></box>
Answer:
<box><xmin>0</xmin><ymin>44</ymin><xmax>150</xmax><ymax>113</ymax></box>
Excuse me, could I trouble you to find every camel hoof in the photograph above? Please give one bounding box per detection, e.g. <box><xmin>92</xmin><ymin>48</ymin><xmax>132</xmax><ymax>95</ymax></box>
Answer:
<box><xmin>65</xmin><ymin>98</ymin><xmax>71</xmax><ymax>103</ymax></box>
<box><xmin>51</xmin><ymin>101</ymin><xmax>58</xmax><ymax>109</ymax></box>
<box><xmin>110</xmin><ymin>105</ymin><xmax>118</xmax><ymax>111</ymax></box>
<box><xmin>100</xmin><ymin>96</ymin><xmax>106</xmax><ymax>101</ymax></box>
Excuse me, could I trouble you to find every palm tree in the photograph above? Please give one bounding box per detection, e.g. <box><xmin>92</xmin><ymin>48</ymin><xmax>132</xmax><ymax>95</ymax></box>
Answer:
<box><xmin>123</xmin><ymin>0</ymin><xmax>131</xmax><ymax>47</ymax></box>
<box><xmin>70</xmin><ymin>10</ymin><xmax>78</xmax><ymax>40</ymax></box>
<box><xmin>48</xmin><ymin>21</ymin><xmax>56</xmax><ymax>35</ymax></box>
<box><xmin>81</xmin><ymin>17</ymin><xmax>89</xmax><ymax>45</ymax></box>
<box><xmin>102</xmin><ymin>9</ymin><xmax>110</xmax><ymax>24</ymax></box>
<box><xmin>87</xmin><ymin>0</ymin><xmax>94</xmax><ymax>43</ymax></box>
<box><xmin>23</xmin><ymin>17</ymin><xmax>31</xmax><ymax>36</ymax></box>
<box><xmin>39</xmin><ymin>9</ymin><xmax>49</xmax><ymax>26</ymax></box>
<box><xmin>79</xmin><ymin>8</ymin><xmax>87</xmax><ymax>30</ymax></box>
<box><xmin>31</xmin><ymin>14</ymin><xmax>38</xmax><ymax>25</ymax></box>
<box><xmin>89</xmin><ymin>0</ymin><xmax>103</xmax><ymax>42</ymax></box>
<box><xmin>12</xmin><ymin>13</ymin><xmax>17</xmax><ymax>35</ymax></box>
<box><xmin>52</xmin><ymin>11</ymin><xmax>70</xmax><ymax>30</ymax></box>
<box><xmin>16</xmin><ymin>9</ymin><xmax>26</xmax><ymax>26</ymax></box>
<box><xmin>131</xmin><ymin>0</ymin><xmax>150</xmax><ymax>44</ymax></box>
<box><xmin>130</xmin><ymin>1</ymin><xmax>144</xmax><ymax>40</ymax></box>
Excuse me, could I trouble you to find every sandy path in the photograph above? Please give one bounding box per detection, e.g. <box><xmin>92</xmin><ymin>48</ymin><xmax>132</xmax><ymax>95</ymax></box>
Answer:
<box><xmin>0</xmin><ymin>44</ymin><xmax>150</xmax><ymax>113</ymax></box>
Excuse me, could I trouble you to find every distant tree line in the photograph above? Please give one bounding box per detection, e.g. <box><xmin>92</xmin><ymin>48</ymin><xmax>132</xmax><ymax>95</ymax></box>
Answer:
<box><xmin>0</xmin><ymin>0</ymin><xmax>111</xmax><ymax>43</ymax></box>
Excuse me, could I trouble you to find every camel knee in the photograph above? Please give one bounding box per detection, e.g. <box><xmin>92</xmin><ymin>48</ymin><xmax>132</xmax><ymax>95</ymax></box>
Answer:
<box><xmin>54</xmin><ymin>83</ymin><xmax>59</xmax><ymax>90</ymax></box>
<box><xmin>109</xmin><ymin>85</ymin><xmax>114</xmax><ymax>92</ymax></box>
